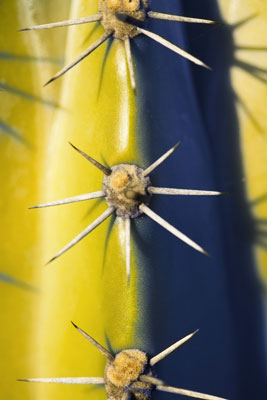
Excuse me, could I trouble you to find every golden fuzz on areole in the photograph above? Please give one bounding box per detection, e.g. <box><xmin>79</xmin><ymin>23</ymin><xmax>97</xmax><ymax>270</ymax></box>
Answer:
<box><xmin>99</xmin><ymin>0</ymin><xmax>149</xmax><ymax>39</ymax></box>
<box><xmin>100</xmin><ymin>0</ymin><xmax>149</xmax><ymax>13</ymax></box>
<box><xmin>105</xmin><ymin>350</ymin><xmax>147</xmax><ymax>387</ymax></box>
<box><xmin>103</xmin><ymin>164</ymin><xmax>151</xmax><ymax>218</ymax></box>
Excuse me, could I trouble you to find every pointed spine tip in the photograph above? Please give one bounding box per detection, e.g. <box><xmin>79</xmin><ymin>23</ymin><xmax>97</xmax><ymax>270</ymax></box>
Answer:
<box><xmin>44</xmin><ymin>77</ymin><xmax>56</xmax><ymax>87</ymax></box>
<box><xmin>69</xmin><ymin>141</ymin><xmax>76</xmax><ymax>150</ymax></box>
<box><xmin>204</xmin><ymin>64</ymin><xmax>213</xmax><ymax>71</ymax></box>
<box><xmin>71</xmin><ymin>321</ymin><xmax>78</xmax><ymax>329</ymax></box>
<box><xmin>206</xmin><ymin>19</ymin><xmax>220</xmax><ymax>25</ymax></box>
<box><xmin>43</xmin><ymin>80</ymin><xmax>52</xmax><ymax>87</ymax></box>
<box><xmin>46</xmin><ymin>257</ymin><xmax>55</xmax><ymax>265</ymax></box>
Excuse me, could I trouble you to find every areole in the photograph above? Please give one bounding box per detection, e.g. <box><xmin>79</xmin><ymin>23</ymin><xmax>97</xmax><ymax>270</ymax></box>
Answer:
<box><xmin>20</xmin><ymin>0</ymin><xmax>214</xmax><ymax>89</ymax></box>
<box><xmin>20</xmin><ymin>322</ymin><xmax>227</xmax><ymax>400</ymax></box>
<box><xmin>29</xmin><ymin>142</ymin><xmax>224</xmax><ymax>277</ymax></box>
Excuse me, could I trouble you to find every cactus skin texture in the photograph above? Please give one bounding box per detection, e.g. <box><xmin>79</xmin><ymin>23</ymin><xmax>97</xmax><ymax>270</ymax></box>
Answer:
<box><xmin>0</xmin><ymin>1</ymin><xmax>266</xmax><ymax>400</ymax></box>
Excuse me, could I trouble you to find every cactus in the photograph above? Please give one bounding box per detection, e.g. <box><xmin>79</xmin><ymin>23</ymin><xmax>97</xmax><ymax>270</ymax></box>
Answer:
<box><xmin>0</xmin><ymin>1</ymin><xmax>266</xmax><ymax>400</ymax></box>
